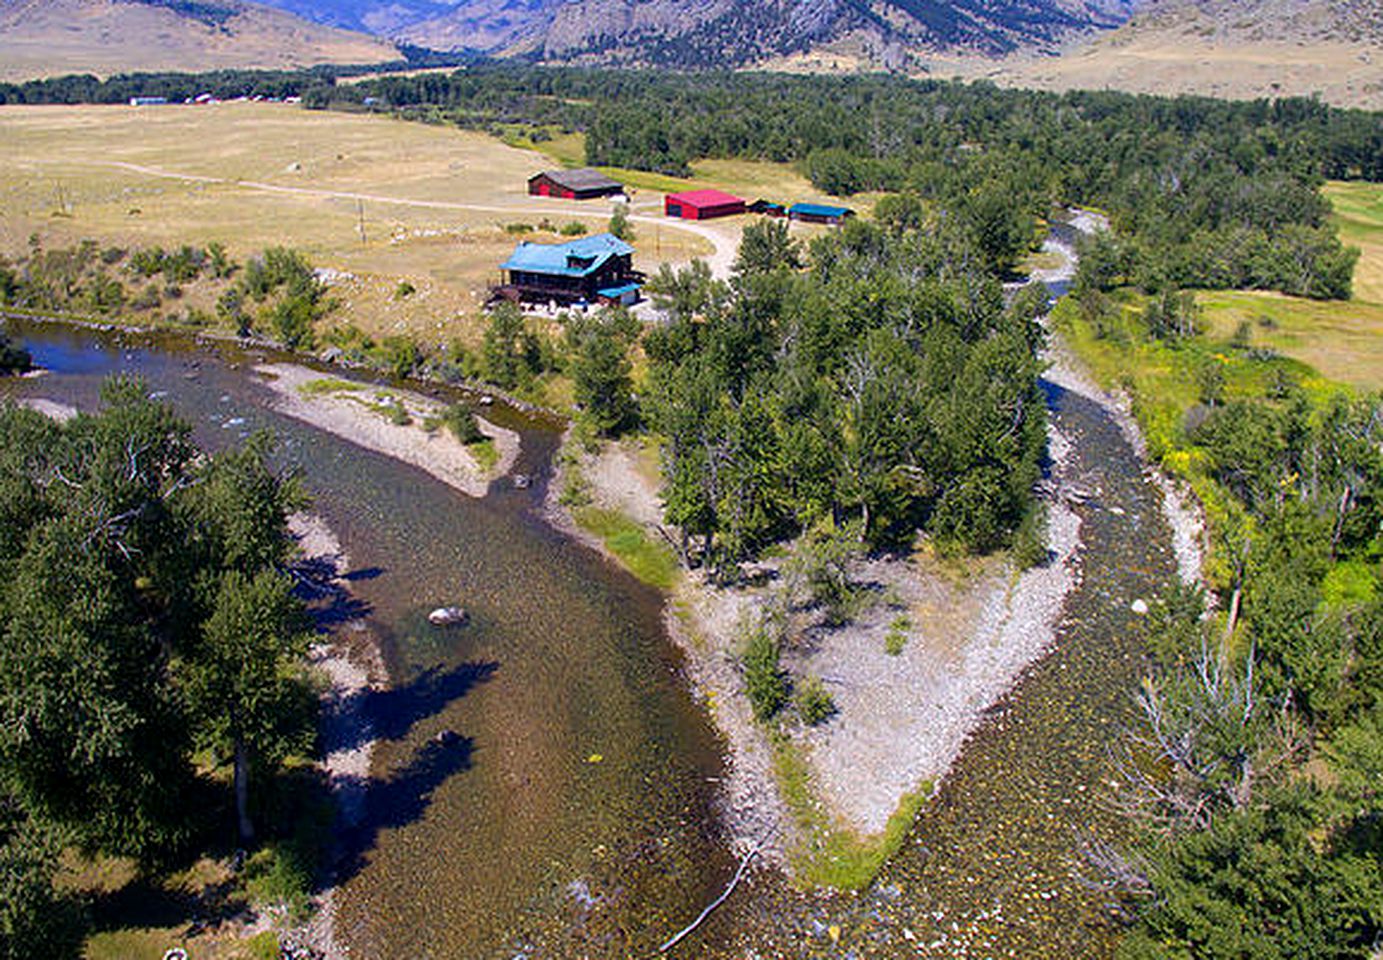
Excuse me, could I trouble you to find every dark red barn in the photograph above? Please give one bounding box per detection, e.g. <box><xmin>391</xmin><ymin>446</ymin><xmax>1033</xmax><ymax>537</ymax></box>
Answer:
<box><xmin>527</xmin><ymin>168</ymin><xmax>626</xmax><ymax>200</ymax></box>
<box><xmin>664</xmin><ymin>189</ymin><xmax>745</xmax><ymax>220</ymax></box>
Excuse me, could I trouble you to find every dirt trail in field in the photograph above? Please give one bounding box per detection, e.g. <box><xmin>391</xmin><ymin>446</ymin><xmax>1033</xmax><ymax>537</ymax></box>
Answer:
<box><xmin>99</xmin><ymin>160</ymin><xmax>740</xmax><ymax>278</ymax></box>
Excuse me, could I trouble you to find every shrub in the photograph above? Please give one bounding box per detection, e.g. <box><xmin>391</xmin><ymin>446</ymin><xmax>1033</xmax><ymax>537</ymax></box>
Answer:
<box><xmin>1011</xmin><ymin>502</ymin><xmax>1049</xmax><ymax>570</ymax></box>
<box><xmin>796</xmin><ymin>675</ymin><xmax>836</xmax><ymax>725</ymax></box>
<box><xmin>442</xmin><ymin>404</ymin><xmax>485</xmax><ymax>444</ymax></box>
<box><xmin>561</xmin><ymin>221</ymin><xmax>588</xmax><ymax>236</ymax></box>
<box><xmin>786</xmin><ymin>522</ymin><xmax>864</xmax><ymax>625</ymax></box>
<box><xmin>393</xmin><ymin>280</ymin><xmax>416</xmax><ymax>300</ymax></box>
<box><xmin>742</xmin><ymin>625</ymin><xmax>789</xmax><ymax>722</ymax></box>
<box><xmin>884</xmin><ymin>615</ymin><xmax>910</xmax><ymax>656</ymax></box>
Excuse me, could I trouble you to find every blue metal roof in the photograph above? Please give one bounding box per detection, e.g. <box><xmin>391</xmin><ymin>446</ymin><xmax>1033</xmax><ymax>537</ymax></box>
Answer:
<box><xmin>501</xmin><ymin>233</ymin><xmax>634</xmax><ymax>278</ymax></box>
<box><xmin>597</xmin><ymin>283</ymin><xmax>642</xmax><ymax>298</ymax></box>
<box><xmin>789</xmin><ymin>202</ymin><xmax>854</xmax><ymax>219</ymax></box>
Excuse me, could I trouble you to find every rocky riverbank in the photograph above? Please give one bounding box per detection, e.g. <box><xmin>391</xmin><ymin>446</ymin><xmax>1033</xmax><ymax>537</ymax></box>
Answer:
<box><xmin>255</xmin><ymin>363</ymin><xmax>520</xmax><ymax>498</ymax></box>
<box><xmin>288</xmin><ymin>513</ymin><xmax>388</xmax><ymax>960</ymax></box>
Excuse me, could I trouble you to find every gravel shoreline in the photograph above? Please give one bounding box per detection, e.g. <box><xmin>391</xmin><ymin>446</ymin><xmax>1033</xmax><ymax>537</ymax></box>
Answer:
<box><xmin>288</xmin><ymin>513</ymin><xmax>388</xmax><ymax>960</ymax></box>
<box><xmin>255</xmin><ymin>362</ymin><xmax>520</xmax><ymax>498</ymax></box>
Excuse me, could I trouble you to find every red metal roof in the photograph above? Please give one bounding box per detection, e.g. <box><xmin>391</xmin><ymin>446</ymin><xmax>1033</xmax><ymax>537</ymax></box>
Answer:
<box><xmin>666</xmin><ymin>188</ymin><xmax>744</xmax><ymax>208</ymax></box>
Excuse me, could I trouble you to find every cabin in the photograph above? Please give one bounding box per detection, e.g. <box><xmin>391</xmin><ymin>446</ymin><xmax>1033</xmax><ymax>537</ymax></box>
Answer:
<box><xmin>527</xmin><ymin>168</ymin><xmax>626</xmax><ymax>201</ymax></box>
<box><xmin>128</xmin><ymin>96</ymin><xmax>167</xmax><ymax>107</ymax></box>
<box><xmin>788</xmin><ymin>202</ymin><xmax>855</xmax><ymax>225</ymax></box>
<box><xmin>665</xmin><ymin>189</ymin><xmax>746</xmax><ymax>220</ymax></box>
<box><xmin>493</xmin><ymin>233</ymin><xmax>642</xmax><ymax>306</ymax></box>
<box><xmin>748</xmin><ymin>199</ymin><xmax>787</xmax><ymax>217</ymax></box>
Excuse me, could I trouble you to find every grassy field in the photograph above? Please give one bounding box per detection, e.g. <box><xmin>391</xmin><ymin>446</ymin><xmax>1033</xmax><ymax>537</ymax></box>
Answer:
<box><xmin>0</xmin><ymin>103</ymin><xmax>713</xmax><ymax>346</ymax></box>
<box><xmin>1193</xmin><ymin>181</ymin><xmax>1383</xmax><ymax>391</ymax></box>
<box><xmin>1327</xmin><ymin>180</ymin><xmax>1383</xmax><ymax>306</ymax></box>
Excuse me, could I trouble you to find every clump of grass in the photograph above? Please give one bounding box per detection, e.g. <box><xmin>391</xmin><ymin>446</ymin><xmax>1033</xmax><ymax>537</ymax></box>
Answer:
<box><xmin>297</xmin><ymin>376</ymin><xmax>363</xmax><ymax>398</ymax></box>
<box><xmin>574</xmin><ymin>506</ymin><xmax>679</xmax><ymax>590</ymax></box>
<box><xmin>771</xmin><ymin>733</ymin><xmax>931</xmax><ymax>889</ymax></box>
<box><xmin>796</xmin><ymin>675</ymin><xmax>836</xmax><ymax>725</ymax></box>
<box><xmin>384</xmin><ymin>398</ymin><xmax>411</xmax><ymax>426</ymax></box>
<box><xmin>558</xmin><ymin>456</ymin><xmax>593</xmax><ymax>508</ymax></box>
<box><xmin>884</xmin><ymin>615</ymin><xmax>911</xmax><ymax>656</ymax></box>
<box><xmin>468</xmin><ymin>438</ymin><xmax>498</xmax><ymax>472</ymax></box>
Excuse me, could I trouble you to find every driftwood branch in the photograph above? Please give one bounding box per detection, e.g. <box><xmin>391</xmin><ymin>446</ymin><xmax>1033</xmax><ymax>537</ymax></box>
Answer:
<box><xmin>659</xmin><ymin>841</ymin><xmax>760</xmax><ymax>953</ymax></box>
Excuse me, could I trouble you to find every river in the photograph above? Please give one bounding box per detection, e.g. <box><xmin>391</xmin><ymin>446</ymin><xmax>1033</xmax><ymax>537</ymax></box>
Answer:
<box><xmin>0</xmin><ymin>319</ymin><xmax>734</xmax><ymax>957</ymax></box>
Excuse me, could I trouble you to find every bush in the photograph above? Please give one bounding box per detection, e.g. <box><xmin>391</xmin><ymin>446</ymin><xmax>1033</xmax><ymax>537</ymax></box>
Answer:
<box><xmin>742</xmin><ymin>626</ymin><xmax>789</xmax><ymax>722</ymax></box>
<box><xmin>393</xmin><ymin>280</ymin><xmax>416</xmax><ymax>300</ymax></box>
<box><xmin>1010</xmin><ymin>502</ymin><xmax>1049</xmax><ymax>570</ymax></box>
<box><xmin>796</xmin><ymin>675</ymin><xmax>836</xmax><ymax>726</ymax></box>
<box><xmin>442</xmin><ymin>404</ymin><xmax>485</xmax><ymax>444</ymax></box>
<box><xmin>787</xmin><ymin>522</ymin><xmax>864</xmax><ymax>625</ymax></box>
<box><xmin>884</xmin><ymin>615</ymin><xmax>910</xmax><ymax>656</ymax></box>
<box><xmin>561</xmin><ymin>221</ymin><xmax>588</xmax><ymax>236</ymax></box>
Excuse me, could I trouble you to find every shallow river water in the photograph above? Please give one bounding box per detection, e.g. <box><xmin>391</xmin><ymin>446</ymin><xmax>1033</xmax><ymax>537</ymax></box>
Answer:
<box><xmin>1</xmin><ymin>319</ymin><xmax>734</xmax><ymax>957</ymax></box>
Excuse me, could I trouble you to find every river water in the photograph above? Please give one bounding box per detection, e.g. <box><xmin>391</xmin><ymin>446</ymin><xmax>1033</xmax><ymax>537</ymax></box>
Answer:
<box><xmin>0</xmin><ymin>319</ymin><xmax>733</xmax><ymax>957</ymax></box>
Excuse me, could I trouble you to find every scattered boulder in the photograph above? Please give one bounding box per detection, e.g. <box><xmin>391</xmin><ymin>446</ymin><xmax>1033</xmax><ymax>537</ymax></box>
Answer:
<box><xmin>428</xmin><ymin>606</ymin><xmax>468</xmax><ymax>626</ymax></box>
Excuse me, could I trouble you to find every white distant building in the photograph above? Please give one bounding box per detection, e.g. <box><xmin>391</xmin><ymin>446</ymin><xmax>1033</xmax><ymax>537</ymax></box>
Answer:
<box><xmin>128</xmin><ymin>96</ymin><xmax>167</xmax><ymax>107</ymax></box>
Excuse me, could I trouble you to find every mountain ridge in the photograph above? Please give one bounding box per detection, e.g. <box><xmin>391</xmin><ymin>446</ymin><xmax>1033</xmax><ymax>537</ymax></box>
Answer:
<box><xmin>0</xmin><ymin>0</ymin><xmax>400</xmax><ymax>81</ymax></box>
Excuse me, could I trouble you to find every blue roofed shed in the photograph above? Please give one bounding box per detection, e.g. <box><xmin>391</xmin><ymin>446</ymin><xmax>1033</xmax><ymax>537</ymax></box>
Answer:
<box><xmin>788</xmin><ymin>202</ymin><xmax>855</xmax><ymax>225</ymax></box>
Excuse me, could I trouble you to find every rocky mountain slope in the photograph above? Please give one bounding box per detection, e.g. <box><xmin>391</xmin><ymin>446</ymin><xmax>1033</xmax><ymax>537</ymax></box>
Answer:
<box><xmin>969</xmin><ymin>0</ymin><xmax>1383</xmax><ymax>109</ymax></box>
<box><xmin>246</xmin><ymin>0</ymin><xmax>1138</xmax><ymax>66</ymax></box>
<box><xmin>0</xmin><ymin>0</ymin><xmax>399</xmax><ymax>81</ymax></box>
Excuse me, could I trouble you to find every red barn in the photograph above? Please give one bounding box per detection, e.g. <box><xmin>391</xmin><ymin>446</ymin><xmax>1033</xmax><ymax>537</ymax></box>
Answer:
<box><xmin>527</xmin><ymin>168</ymin><xmax>626</xmax><ymax>200</ymax></box>
<box><xmin>664</xmin><ymin>189</ymin><xmax>745</xmax><ymax>220</ymax></box>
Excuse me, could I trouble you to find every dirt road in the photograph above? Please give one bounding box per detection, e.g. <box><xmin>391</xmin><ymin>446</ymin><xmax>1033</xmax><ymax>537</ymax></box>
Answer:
<box><xmin>101</xmin><ymin>160</ymin><xmax>740</xmax><ymax>279</ymax></box>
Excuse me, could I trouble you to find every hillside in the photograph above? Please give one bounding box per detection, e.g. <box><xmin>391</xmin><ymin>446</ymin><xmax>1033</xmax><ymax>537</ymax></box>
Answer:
<box><xmin>247</xmin><ymin>0</ymin><xmax>1135</xmax><ymax>67</ymax></box>
<box><xmin>0</xmin><ymin>0</ymin><xmax>400</xmax><ymax>81</ymax></box>
<box><xmin>958</xmin><ymin>0</ymin><xmax>1383</xmax><ymax>110</ymax></box>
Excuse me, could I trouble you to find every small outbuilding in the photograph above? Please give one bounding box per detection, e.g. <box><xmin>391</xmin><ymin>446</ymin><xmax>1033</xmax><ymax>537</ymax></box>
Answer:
<box><xmin>527</xmin><ymin>168</ymin><xmax>626</xmax><ymax>200</ymax></box>
<box><xmin>665</xmin><ymin>189</ymin><xmax>745</xmax><ymax>220</ymax></box>
<box><xmin>788</xmin><ymin>202</ymin><xmax>855</xmax><ymax>225</ymax></box>
<box><xmin>748</xmin><ymin>199</ymin><xmax>787</xmax><ymax>217</ymax></box>
<box><xmin>494</xmin><ymin>232</ymin><xmax>642</xmax><ymax>306</ymax></box>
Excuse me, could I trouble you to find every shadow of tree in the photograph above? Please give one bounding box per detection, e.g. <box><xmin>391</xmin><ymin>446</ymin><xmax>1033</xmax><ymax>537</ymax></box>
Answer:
<box><xmin>330</xmin><ymin>732</ymin><xmax>477</xmax><ymax>887</ymax></box>
<box><xmin>324</xmin><ymin>660</ymin><xmax>497</xmax><ymax>755</ymax></box>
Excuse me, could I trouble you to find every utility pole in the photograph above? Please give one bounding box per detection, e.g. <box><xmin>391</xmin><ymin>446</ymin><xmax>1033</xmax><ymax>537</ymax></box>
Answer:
<box><xmin>357</xmin><ymin>199</ymin><xmax>367</xmax><ymax>245</ymax></box>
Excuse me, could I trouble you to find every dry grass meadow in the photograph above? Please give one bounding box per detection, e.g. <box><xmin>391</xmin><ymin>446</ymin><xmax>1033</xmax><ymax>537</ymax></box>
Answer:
<box><xmin>1199</xmin><ymin>181</ymin><xmax>1383</xmax><ymax>391</ymax></box>
<box><xmin>0</xmin><ymin>102</ymin><xmax>733</xmax><ymax>345</ymax></box>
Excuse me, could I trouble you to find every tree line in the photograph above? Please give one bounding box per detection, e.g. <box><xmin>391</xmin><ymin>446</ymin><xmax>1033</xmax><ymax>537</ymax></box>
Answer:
<box><xmin>341</xmin><ymin>65</ymin><xmax>1379</xmax><ymax>299</ymax></box>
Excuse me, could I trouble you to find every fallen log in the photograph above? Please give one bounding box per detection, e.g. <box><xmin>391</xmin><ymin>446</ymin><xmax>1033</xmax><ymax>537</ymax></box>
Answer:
<box><xmin>659</xmin><ymin>841</ymin><xmax>760</xmax><ymax>953</ymax></box>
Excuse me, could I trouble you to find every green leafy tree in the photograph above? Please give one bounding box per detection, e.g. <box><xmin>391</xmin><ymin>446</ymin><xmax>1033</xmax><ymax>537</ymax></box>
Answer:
<box><xmin>608</xmin><ymin>202</ymin><xmax>635</xmax><ymax>242</ymax></box>
<box><xmin>734</xmin><ymin>219</ymin><xmax>801</xmax><ymax>276</ymax></box>
<box><xmin>482</xmin><ymin>302</ymin><xmax>526</xmax><ymax>389</ymax></box>
<box><xmin>567</xmin><ymin>313</ymin><xmax>638</xmax><ymax>437</ymax></box>
<box><xmin>180</xmin><ymin>570</ymin><xmax>314</xmax><ymax>845</ymax></box>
